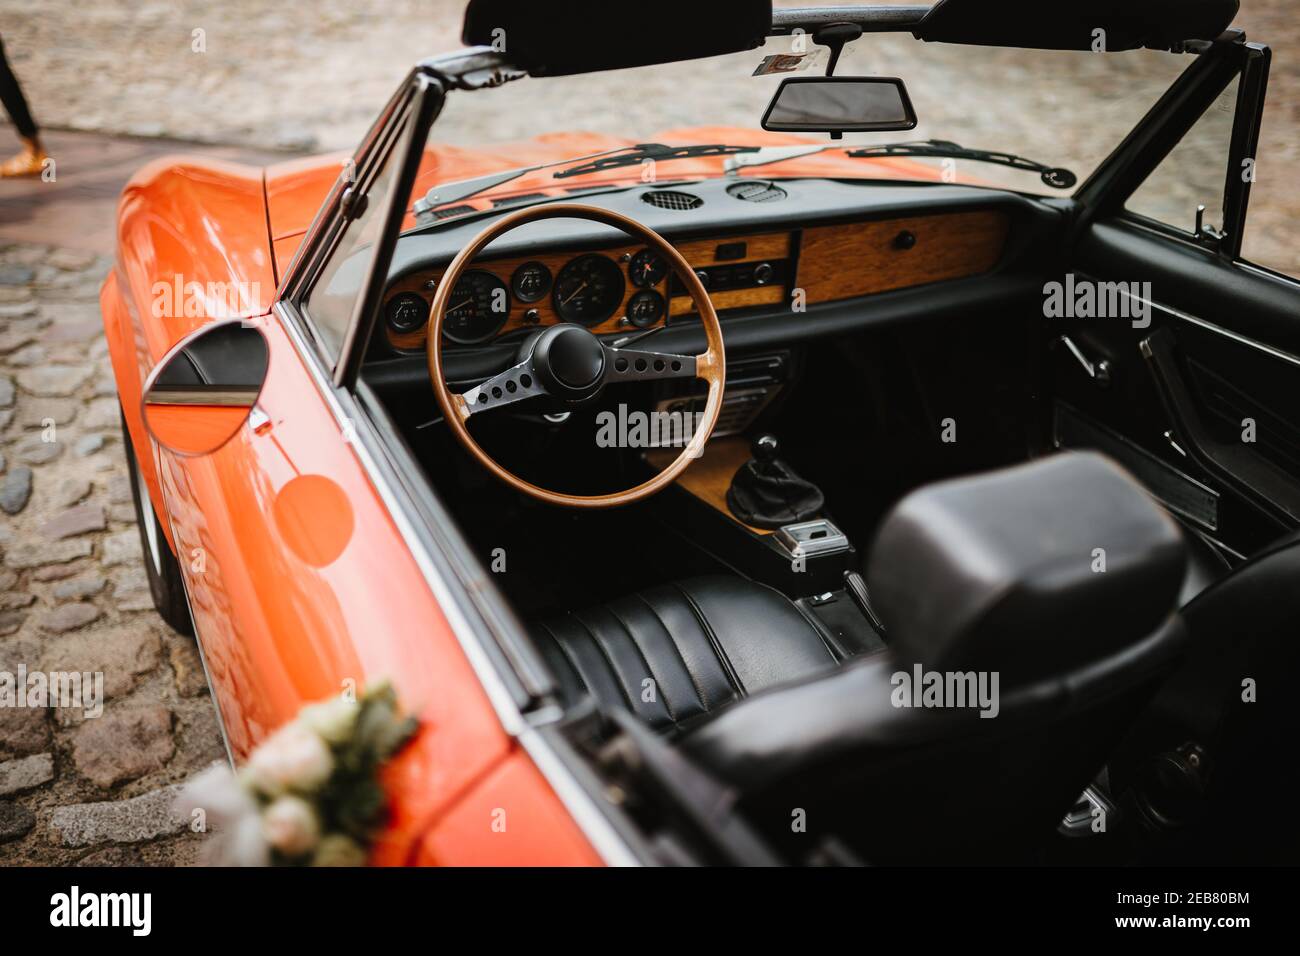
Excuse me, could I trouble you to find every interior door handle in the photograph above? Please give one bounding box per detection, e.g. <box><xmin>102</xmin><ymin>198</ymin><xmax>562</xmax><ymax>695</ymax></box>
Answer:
<box><xmin>1055</xmin><ymin>335</ymin><xmax>1111</xmax><ymax>388</ymax></box>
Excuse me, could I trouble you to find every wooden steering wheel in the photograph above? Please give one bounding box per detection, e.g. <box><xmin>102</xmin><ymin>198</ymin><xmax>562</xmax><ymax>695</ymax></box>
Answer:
<box><xmin>428</xmin><ymin>204</ymin><xmax>726</xmax><ymax>509</ymax></box>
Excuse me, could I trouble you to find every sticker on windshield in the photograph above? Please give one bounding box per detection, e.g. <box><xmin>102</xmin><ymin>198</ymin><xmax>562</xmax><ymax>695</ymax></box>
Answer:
<box><xmin>753</xmin><ymin>34</ymin><xmax>827</xmax><ymax>76</ymax></box>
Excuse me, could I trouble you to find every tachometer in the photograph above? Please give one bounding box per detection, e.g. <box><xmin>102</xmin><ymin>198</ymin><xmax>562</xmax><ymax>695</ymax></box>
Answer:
<box><xmin>442</xmin><ymin>270</ymin><xmax>511</xmax><ymax>345</ymax></box>
<box><xmin>553</xmin><ymin>254</ymin><xmax>625</xmax><ymax>326</ymax></box>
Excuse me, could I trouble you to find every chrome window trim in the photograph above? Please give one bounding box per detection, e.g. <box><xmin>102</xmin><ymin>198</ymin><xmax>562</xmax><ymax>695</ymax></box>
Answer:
<box><xmin>283</xmin><ymin>78</ymin><xmax>420</xmax><ymax>370</ymax></box>
<box><xmin>1235</xmin><ymin>257</ymin><xmax>1300</xmax><ymax>294</ymax></box>
<box><xmin>1114</xmin><ymin>284</ymin><xmax>1300</xmax><ymax>370</ymax></box>
<box><xmin>272</xmin><ymin>300</ymin><xmax>641</xmax><ymax>867</ymax></box>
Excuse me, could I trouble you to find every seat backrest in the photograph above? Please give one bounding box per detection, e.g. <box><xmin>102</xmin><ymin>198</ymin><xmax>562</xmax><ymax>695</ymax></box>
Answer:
<box><xmin>682</xmin><ymin>452</ymin><xmax>1189</xmax><ymax>862</ymax></box>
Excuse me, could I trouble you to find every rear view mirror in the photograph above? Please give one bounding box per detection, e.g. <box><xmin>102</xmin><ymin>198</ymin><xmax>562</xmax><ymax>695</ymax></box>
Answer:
<box><xmin>762</xmin><ymin>76</ymin><xmax>918</xmax><ymax>135</ymax></box>
<box><xmin>141</xmin><ymin>320</ymin><xmax>270</xmax><ymax>457</ymax></box>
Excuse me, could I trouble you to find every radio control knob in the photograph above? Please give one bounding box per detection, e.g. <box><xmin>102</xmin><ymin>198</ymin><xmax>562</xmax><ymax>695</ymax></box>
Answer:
<box><xmin>695</xmin><ymin>269</ymin><xmax>711</xmax><ymax>289</ymax></box>
<box><xmin>753</xmin><ymin>262</ymin><xmax>775</xmax><ymax>285</ymax></box>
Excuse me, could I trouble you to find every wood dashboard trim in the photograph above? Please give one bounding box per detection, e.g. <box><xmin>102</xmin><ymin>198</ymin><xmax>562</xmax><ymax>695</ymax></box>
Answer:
<box><xmin>386</xmin><ymin>209</ymin><xmax>1010</xmax><ymax>352</ymax></box>
<box><xmin>797</xmin><ymin>210</ymin><xmax>1010</xmax><ymax>304</ymax></box>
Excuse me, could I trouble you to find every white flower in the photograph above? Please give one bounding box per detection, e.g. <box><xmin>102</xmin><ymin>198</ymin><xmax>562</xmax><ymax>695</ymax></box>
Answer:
<box><xmin>175</xmin><ymin>763</ymin><xmax>270</xmax><ymax>867</ymax></box>
<box><xmin>298</xmin><ymin>696</ymin><xmax>360</xmax><ymax>745</ymax></box>
<box><xmin>224</xmin><ymin>812</ymin><xmax>274</xmax><ymax>868</ymax></box>
<box><xmin>262</xmin><ymin>795</ymin><xmax>321</xmax><ymax>858</ymax></box>
<box><xmin>244</xmin><ymin>721</ymin><xmax>334</xmax><ymax>796</ymax></box>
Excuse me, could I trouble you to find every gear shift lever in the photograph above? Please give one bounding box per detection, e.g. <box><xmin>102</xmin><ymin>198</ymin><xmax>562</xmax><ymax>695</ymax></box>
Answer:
<box><xmin>726</xmin><ymin>433</ymin><xmax>825</xmax><ymax>530</ymax></box>
<box><xmin>752</xmin><ymin>433</ymin><xmax>780</xmax><ymax>465</ymax></box>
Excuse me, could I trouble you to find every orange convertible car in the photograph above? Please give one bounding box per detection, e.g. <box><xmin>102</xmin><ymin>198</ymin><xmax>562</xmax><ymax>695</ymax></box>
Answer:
<box><xmin>103</xmin><ymin>0</ymin><xmax>1300</xmax><ymax>865</ymax></box>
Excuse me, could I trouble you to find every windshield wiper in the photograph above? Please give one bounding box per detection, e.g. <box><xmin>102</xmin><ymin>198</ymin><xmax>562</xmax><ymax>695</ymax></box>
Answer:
<box><xmin>551</xmin><ymin>143</ymin><xmax>760</xmax><ymax>179</ymax></box>
<box><xmin>412</xmin><ymin>145</ymin><xmax>638</xmax><ymax>218</ymax></box>
<box><xmin>846</xmin><ymin>139</ymin><xmax>1076</xmax><ymax>189</ymax></box>
<box><xmin>412</xmin><ymin>143</ymin><xmax>762</xmax><ymax>222</ymax></box>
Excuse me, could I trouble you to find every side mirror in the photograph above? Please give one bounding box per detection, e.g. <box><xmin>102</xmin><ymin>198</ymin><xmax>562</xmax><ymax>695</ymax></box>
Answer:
<box><xmin>761</xmin><ymin>76</ymin><xmax>918</xmax><ymax>136</ymax></box>
<box><xmin>141</xmin><ymin>320</ymin><xmax>270</xmax><ymax>457</ymax></box>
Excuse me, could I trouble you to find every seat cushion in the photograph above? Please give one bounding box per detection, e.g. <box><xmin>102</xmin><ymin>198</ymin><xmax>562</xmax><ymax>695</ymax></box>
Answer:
<box><xmin>530</xmin><ymin>576</ymin><xmax>841</xmax><ymax>731</ymax></box>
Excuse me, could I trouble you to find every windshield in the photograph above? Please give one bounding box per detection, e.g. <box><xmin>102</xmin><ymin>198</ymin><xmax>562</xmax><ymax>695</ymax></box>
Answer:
<box><xmin>397</xmin><ymin>20</ymin><xmax>1191</xmax><ymax>228</ymax></box>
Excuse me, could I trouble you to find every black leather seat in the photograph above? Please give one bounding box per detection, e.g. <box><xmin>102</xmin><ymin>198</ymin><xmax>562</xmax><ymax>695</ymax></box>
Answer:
<box><xmin>681</xmin><ymin>452</ymin><xmax>1189</xmax><ymax>861</ymax></box>
<box><xmin>1112</xmin><ymin>525</ymin><xmax>1300</xmax><ymax>861</ymax></box>
<box><xmin>1178</xmin><ymin>523</ymin><xmax>1234</xmax><ymax>606</ymax></box>
<box><xmin>531</xmin><ymin>576</ymin><xmax>845</xmax><ymax>732</ymax></box>
<box><xmin>531</xmin><ymin>452</ymin><xmax>1191</xmax><ymax>862</ymax></box>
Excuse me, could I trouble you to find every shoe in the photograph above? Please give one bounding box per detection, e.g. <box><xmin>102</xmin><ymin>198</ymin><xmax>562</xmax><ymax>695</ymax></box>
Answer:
<box><xmin>0</xmin><ymin>139</ymin><xmax>48</xmax><ymax>177</ymax></box>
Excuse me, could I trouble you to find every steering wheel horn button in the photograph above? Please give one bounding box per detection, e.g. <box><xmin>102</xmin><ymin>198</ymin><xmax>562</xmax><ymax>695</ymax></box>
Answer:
<box><xmin>534</xmin><ymin>324</ymin><xmax>607</xmax><ymax>397</ymax></box>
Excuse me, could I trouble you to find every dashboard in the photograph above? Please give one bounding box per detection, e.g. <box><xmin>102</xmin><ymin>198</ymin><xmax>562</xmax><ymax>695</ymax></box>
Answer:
<box><xmin>382</xmin><ymin>207</ymin><xmax>1012</xmax><ymax>354</ymax></box>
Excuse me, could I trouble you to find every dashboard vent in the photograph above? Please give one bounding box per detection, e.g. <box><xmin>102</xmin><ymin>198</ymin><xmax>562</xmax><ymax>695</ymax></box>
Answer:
<box><xmin>641</xmin><ymin>190</ymin><xmax>704</xmax><ymax>211</ymax></box>
<box><xmin>429</xmin><ymin>204</ymin><xmax>475</xmax><ymax>220</ymax></box>
<box><xmin>727</xmin><ymin>181</ymin><xmax>788</xmax><ymax>203</ymax></box>
<box><xmin>492</xmin><ymin>193</ymin><xmax>548</xmax><ymax>207</ymax></box>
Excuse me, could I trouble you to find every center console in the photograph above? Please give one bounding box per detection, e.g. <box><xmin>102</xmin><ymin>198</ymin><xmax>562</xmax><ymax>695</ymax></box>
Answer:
<box><xmin>652</xmin><ymin>350</ymin><xmax>791</xmax><ymax>439</ymax></box>
<box><xmin>647</xmin><ymin>434</ymin><xmax>858</xmax><ymax>597</ymax></box>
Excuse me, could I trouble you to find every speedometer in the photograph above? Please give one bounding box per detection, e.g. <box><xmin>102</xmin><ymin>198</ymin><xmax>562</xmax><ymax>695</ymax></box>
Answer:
<box><xmin>553</xmin><ymin>254</ymin><xmax>625</xmax><ymax>326</ymax></box>
<box><xmin>442</xmin><ymin>270</ymin><xmax>511</xmax><ymax>345</ymax></box>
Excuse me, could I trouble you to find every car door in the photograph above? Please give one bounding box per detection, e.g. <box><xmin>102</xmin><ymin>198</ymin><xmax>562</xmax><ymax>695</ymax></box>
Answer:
<box><xmin>1046</xmin><ymin>33</ymin><xmax>1298</xmax><ymax>565</ymax></box>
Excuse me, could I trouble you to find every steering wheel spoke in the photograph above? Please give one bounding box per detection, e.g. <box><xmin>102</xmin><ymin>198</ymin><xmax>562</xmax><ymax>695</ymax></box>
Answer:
<box><xmin>603</xmin><ymin>346</ymin><xmax>698</xmax><ymax>384</ymax></box>
<box><xmin>459</xmin><ymin>359</ymin><xmax>546</xmax><ymax>418</ymax></box>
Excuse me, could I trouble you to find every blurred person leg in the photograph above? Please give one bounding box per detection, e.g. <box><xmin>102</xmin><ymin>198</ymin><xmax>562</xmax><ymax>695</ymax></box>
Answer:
<box><xmin>0</xmin><ymin>32</ymin><xmax>47</xmax><ymax>177</ymax></box>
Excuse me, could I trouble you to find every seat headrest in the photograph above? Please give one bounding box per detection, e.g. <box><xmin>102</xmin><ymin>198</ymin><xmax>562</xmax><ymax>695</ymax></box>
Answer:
<box><xmin>866</xmin><ymin>452</ymin><xmax>1186</xmax><ymax>683</ymax></box>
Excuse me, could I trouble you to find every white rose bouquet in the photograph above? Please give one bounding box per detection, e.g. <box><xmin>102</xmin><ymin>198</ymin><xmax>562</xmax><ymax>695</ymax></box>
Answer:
<box><xmin>179</xmin><ymin>682</ymin><xmax>417</xmax><ymax>866</ymax></box>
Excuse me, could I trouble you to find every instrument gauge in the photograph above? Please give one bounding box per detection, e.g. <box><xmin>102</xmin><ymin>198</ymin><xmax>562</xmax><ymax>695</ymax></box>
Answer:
<box><xmin>553</xmin><ymin>254</ymin><xmax>625</xmax><ymax>326</ymax></box>
<box><xmin>385</xmin><ymin>292</ymin><xmax>429</xmax><ymax>335</ymax></box>
<box><xmin>511</xmin><ymin>261</ymin><xmax>552</xmax><ymax>303</ymax></box>
<box><xmin>629</xmin><ymin>249</ymin><xmax>668</xmax><ymax>288</ymax></box>
<box><xmin>627</xmin><ymin>291</ymin><xmax>666</xmax><ymax>329</ymax></box>
<box><xmin>442</xmin><ymin>270</ymin><xmax>511</xmax><ymax>345</ymax></box>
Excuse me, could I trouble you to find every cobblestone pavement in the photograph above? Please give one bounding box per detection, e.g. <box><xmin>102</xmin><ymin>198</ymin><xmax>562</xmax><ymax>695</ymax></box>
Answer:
<box><xmin>0</xmin><ymin>245</ymin><xmax>225</xmax><ymax>865</ymax></box>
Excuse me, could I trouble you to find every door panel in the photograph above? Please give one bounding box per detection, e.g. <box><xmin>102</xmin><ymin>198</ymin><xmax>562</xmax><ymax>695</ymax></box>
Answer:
<box><xmin>1052</xmin><ymin>219</ymin><xmax>1300</xmax><ymax>559</ymax></box>
<box><xmin>1080</xmin><ymin>220</ymin><xmax>1300</xmax><ymax>354</ymax></box>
